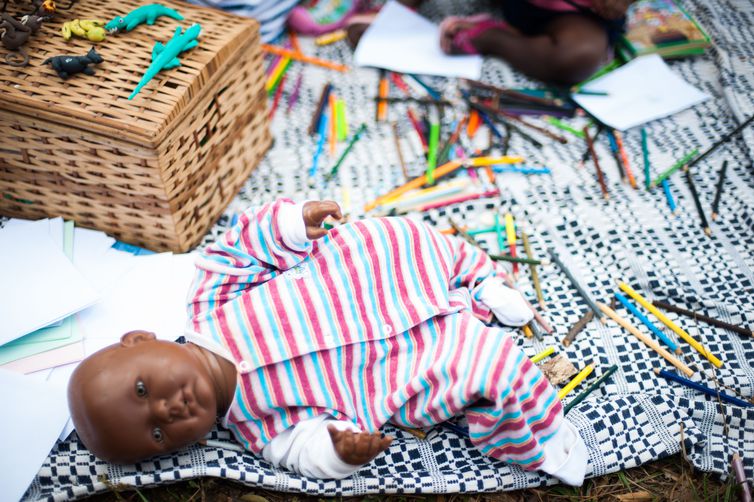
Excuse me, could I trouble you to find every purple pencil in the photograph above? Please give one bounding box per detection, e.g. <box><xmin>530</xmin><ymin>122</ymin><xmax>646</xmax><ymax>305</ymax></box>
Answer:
<box><xmin>287</xmin><ymin>73</ymin><xmax>304</xmax><ymax>114</ymax></box>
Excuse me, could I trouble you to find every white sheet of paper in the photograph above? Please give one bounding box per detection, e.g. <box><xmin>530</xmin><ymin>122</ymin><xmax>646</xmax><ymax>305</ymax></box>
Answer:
<box><xmin>572</xmin><ymin>55</ymin><xmax>709</xmax><ymax>131</ymax></box>
<box><xmin>354</xmin><ymin>0</ymin><xmax>482</xmax><ymax>79</ymax></box>
<box><xmin>0</xmin><ymin>225</ymin><xmax>99</xmax><ymax>346</ymax></box>
<box><xmin>0</xmin><ymin>368</ymin><xmax>69</xmax><ymax>502</ymax></box>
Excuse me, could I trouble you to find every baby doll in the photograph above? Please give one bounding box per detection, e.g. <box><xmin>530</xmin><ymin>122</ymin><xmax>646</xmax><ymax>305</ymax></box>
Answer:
<box><xmin>69</xmin><ymin>198</ymin><xmax>587</xmax><ymax>484</ymax></box>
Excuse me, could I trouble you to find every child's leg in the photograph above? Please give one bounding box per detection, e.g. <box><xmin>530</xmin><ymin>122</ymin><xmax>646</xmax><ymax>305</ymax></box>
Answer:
<box><xmin>445</xmin><ymin>14</ymin><xmax>609</xmax><ymax>85</ymax></box>
<box><xmin>462</xmin><ymin>325</ymin><xmax>588</xmax><ymax>485</ymax></box>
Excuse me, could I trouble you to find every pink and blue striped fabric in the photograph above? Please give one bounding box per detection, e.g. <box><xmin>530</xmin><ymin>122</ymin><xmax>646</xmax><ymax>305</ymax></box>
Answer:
<box><xmin>186</xmin><ymin>199</ymin><xmax>563</xmax><ymax>470</ymax></box>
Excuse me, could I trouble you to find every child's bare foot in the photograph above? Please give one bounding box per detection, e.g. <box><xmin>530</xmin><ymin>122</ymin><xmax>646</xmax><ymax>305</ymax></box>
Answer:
<box><xmin>439</xmin><ymin>15</ymin><xmax>514</xmax><ymax>55</ymax></box>
<box><xmin>328</xmin><ymin>425</ymin><xmax>393</xmax><ymax>465</ymax></box>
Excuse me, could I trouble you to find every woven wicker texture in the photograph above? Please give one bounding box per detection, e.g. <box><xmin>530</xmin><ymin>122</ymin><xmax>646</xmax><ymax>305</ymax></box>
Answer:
<box><xmin>0</xmin><ymin>0</ymin><xmax>272</xmax><ymax>251</ymax></box>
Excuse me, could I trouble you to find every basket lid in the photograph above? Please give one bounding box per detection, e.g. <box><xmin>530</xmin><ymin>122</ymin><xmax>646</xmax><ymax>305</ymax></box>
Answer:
<box><xmin>0</xmin><ymin>0</ymin><xmax>259</xmax><ymax>147</ymax></box>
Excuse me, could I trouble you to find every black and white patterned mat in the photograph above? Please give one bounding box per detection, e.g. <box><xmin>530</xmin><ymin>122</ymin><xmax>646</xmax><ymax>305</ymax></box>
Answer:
<box><xmin>22</xmin><ymin>0</ymin><xmax>754</xmax><ymax>499</ymax></box>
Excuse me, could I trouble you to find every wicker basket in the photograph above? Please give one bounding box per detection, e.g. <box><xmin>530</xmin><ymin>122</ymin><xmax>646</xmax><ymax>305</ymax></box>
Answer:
<box><xmin>0</xmin><ymin>0</ymin><xmax>271</xmax><ymax>252</ymax></box>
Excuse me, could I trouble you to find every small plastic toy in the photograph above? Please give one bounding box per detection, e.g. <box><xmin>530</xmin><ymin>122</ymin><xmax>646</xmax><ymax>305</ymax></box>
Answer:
<box><xmin>61</xmin><ymin>19</ymin><xmax>106</xmax><ymax>42</ymax></box>
<box><xmin>104</xmin><ymin>3</ymin><xmax>183</xmax><ymax>34</ymax></box>
<box><xmin>128</xmin><ymin>23</ymin><xmax>200</xmax><ymax>99</ymax></box>
<box><xmin>43</xmin><ymin>46</ymin><xmax>103</xmax><ymax>79</ymax></box>
<box><xmin>0</xmin><ymin>12</ymin><xmax>49</xmax><ymax>66</ymax></box>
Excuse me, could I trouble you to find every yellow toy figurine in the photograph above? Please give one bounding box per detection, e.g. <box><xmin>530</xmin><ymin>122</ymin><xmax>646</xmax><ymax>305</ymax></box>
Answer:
<box><xmin>61</xmin><ymin>19</ymin><xmax>106</xmax><ymax>42</ymax></box>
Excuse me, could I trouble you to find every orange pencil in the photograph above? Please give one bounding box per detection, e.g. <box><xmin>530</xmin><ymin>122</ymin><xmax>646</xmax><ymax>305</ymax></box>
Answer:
<box><xmin>261</xmin><ymin>44</ymin><xmax>349</xmax><ymax>72</ymax></box>
<box><xmin>377</xmin><ymin>70</ymin><xmax>389</xmax><ymax>121</ymax></box>
<box><xmin>288</xmin><ymin>30</ymin><xmax>302</xmax><ymax>54</ymax></box>
<box><xmin>614</xmin><ymin>131</ymin><xmax>637</xmax><ymax>189</ymax></box>
<box><xmin>467</xmin><ymin>110</ymin><xmax>481</xmax><ymax>138</ymax></box>
<box><xmin>329</xmin><ymin>92</ymin><xmax>337</xmax><ymax>156</ymax></box>
<box><xmin>365</xmin><ymin>160</ymin><xmax>463</xmax><ymax>212</ymax></box>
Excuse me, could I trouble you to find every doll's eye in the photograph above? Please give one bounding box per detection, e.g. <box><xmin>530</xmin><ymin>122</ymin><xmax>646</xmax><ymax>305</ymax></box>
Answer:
<box><xmin>152</xmin><ymin>427</ymin><xmax>163</xmax><ymax>442</ymax></box>
<box><xmin>135</xmin><ymin>381</ymin><xmax>147</xmax><ymax>397</ymax></box>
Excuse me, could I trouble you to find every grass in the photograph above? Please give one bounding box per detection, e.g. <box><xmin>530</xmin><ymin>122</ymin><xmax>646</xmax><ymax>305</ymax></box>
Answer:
<box><xmin>85</xmin><ymin>453</ymin><xmax>742</xmax><ymax>502</ymax></box>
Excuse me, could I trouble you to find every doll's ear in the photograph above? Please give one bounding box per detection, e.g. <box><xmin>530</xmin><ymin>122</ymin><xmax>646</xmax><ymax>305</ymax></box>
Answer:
<box><xmin>120</xmin><ymin>330</ymin><xmax>157</xmax><ymax>346</ymax></box>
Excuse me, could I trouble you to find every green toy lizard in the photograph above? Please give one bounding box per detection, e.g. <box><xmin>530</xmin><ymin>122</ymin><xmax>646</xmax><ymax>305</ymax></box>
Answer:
<box><xmin>105</xmin><ymin>3</ymin><xmax>183</xmax><ymax>34</ymax></box>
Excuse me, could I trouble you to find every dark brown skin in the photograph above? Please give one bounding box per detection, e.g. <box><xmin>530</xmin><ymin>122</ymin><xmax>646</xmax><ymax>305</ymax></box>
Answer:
<box><xmin>68</xmin><ymin>200</ymin><xmax>391</xmax><ymax>467</ymax></box>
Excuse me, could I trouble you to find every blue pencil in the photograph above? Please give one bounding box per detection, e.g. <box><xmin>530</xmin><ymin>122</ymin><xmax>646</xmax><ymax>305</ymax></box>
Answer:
<box><xmin>408</xmin><ymin>74</ymin><xmax>441</xmax><ymax>100</ymax></box>
<box><xmin>641</xmin><ymin>128</ymin><xmax>650</xmax><ymax>190</ymax></box>
<box><xmin>308</xmin><ymin>112</ymin><xmax>329</xmax><ymax>181</ymax></box>
<box><xmin>492</xmin><ymin>166</ymin><xmax>552</xmax><ymax>175</ymax></box>
<box><xmin>614</xmin><ymin>292</ymin><xmax>680</xmax><ymax>353</ymax></box>
<box><xmin>661</xmin><ymin>179</ymin><xmax>678</xmax><ymax>215</ymax></box>
<box><xmin>654</xmin><ymin>368</ymin><xmax>753</xmax><ymax>408</ymax></box>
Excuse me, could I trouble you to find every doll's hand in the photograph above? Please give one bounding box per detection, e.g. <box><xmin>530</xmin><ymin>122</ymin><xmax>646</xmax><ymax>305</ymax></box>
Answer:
<box><xmin>303</xmin><ymin>200</ymin><xmax>343</xmax><ymax>240</ymax></box>
<box><xmin>328</xmin><ymin>425</ymin><xmax>393</xmax><ymax>466</ymax></box>
<box><xmin>591</xmin><ymin>0</ymin><xmax>634</xmax><ymax>20</ymax></box>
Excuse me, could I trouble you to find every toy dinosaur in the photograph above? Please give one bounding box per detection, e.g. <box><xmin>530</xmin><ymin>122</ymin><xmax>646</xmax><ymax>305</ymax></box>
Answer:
<box><xmin>105</xmin><ymin>3</ymin><xmax>183</xmax><ymax>34</ymax></box>
<box><xmin>128</xmin><ymin>23</ymin><xmax>200</xmax><ymax>99</ymax></box>
<box><xmin>0</xmin><ymin>12</ymin><xmax>48</xmax><ymax>66</ymax></box>
<box><xmin>61</xmin><ymin>19</ymin><xmax>106</xmax><ymax>41</ymax></box>
<box><xmin>43</xmin><ymin>46</ymin><xmax>103</xmax><ymax>78</ymax></box>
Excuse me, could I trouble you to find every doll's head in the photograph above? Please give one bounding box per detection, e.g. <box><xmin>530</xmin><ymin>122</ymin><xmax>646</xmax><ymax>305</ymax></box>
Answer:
<box><xmin>68</xmin><ymin>331</ymin><xmax>221</xmax><ymax>463</ymax></box>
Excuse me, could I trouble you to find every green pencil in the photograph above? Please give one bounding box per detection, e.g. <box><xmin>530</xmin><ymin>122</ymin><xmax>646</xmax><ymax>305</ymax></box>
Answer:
<box><xmin>649</xmin><ymin>149</ymin><xmax>699</xmax><ymax>188</ymax></box>
<box><xmin>325</xmin><ymin>123</ymin><xmax>367</xmax><ymax>181</ymax></box>
<box><xmin>641</xmin><ymin>128</ymin><xmax>650</xmax><ymax>190</ymax></box>
<box><xmin>426</xmin><ymin>121</ymin><xmax>440</xmax><ymax>185</ymax></box>
<box><xmin>544</xmin><ymin>116</ymin><xmax>585</xmax><ymax>139</ymax></box>
<box><xmin>489</xmin><ymin>254</ymin><xmax>548</xmax><ymax>266</ymax></box>
<box><xmin>564</xmin><ymin>364</ymin><xmax>618</xmax><ymax>414</ymax></box>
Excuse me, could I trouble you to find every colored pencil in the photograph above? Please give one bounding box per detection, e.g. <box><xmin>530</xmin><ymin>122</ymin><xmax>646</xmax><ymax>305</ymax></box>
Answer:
<box><xmin>376</xmin><ymin>70</ymin><xmax>389</xmax><ymax>121</ymax></box>
<box><xmin>261</xmin><ymin>44</ymin><xmax>349</xmax><ymax>72</ymax></box>
<box><xmin>571</xmin><ymin>89</ymin><xmax>608</xmax><ymax>96</ymax></box>
<box><xmin>530</xmin><ymin>346</ymin><xmax>555</xmax><ymax>364</ymax></box>
<box><xmin>583</xmin><ymin>126</ymin><xmax>609</xmax><ymax>198</ymax></box>
<box><xmin>315</xmin><ymin>29</ymin><xmax>347</xmax><ymax>45</ymax></box>
<box><xmin>335</xmin><ymin>99</ymin><xmax>348</xmax><ymax>141</ymax></box>
<box><xmin>286</xmin><ymin>73</ymin><xmax>303</xmax><ymax>114</ymax></box>
<box><xmin>492</xmin><ymin>166</ymin><xmax>551</xmax><ymax>175</ymax></box>
<box><xmin>467</xmin><ymin>110</ymin><xmax>481</xmax><ymax>138</ymax></box>
<box><xmin>522</xmin><ymin>325</ymin><xmax>534</xmax><ymax>338</ymax></box>
<box><xmin>529</xmin><ymin>321</ymin><xmax>544</xmax><ymax>340</ymax></box>
<box><xmin>407</xmin><ymin>74</ymin><xmax>441</xmax><ymax>100</ymax></box>
<box><xmin>288</xmin><ymin>30</ymin><xmax>301</xmax><ymax>54</ymax></box>
<box><xmin>649</xmin><ymin>149</ymin><xmax>699</xmax><ymax>188</ymax></box>
<box><xmin>563</xmin><ymin>364</ymin><xmax>618</xmax><ymax>414</ymax></box>
<box><xmin>490</xmin><ymin>254</ymin><xmax>547</xmax><ymax>266</ymax></box>
<box><xmin>426</xmin><ymin>119</ymin><xmax>440</xmax><ymax>184</ymax></box>
<box><xmin>641</xmin><ymin>127</ymin><xmax>650</xmax><ymax>189</ymax></box>
<box><xmin>614</xmin><ymin>292</ymin><xmax>680</xmax><ymax>353</ymax></box>
<box><xmin>437</xmin><ymin>117</ymin><xmax>467</xmax><ymax>165</ymax></box>
<box><xmin>308</xmin><ymin>83</ymin><xmax>332</xmax><ymax>136</ymax></box>
<box><xmin>198</xmin><ymin>438</ymin><xmax>245</xmax><ymax>452</ymax></box>
<box><xmin>466</xmin><ymin>99</ymin><xmax>544</xmax><ymax>148</ymax></box>
<box><xmin>684</xmin><ymin>167</ymin><xmax>711</xmax><ymax>236</ymax></box>
<box><xmin>562</xmin><ymin>310</ymin><xmax>594</xmax><ymax>347</ymax></box>
<box><xmin>654</xmin><ymin>368</ymin><xmax>753</xmax><ymax>408</ymax></box>
<box><xmin>661</xmin><ymin>179</ymin><xmax>678</xmax><ymax>215</ymax></box>
<box><xmin>580</xmin><ymin>124</ymin><xmax>603</xmax><ymax>164</ymax></box>
<box><xmin>265</xmin><ymin>57</ymin><xmax>291</xmax><ymax>95</ymax></box>
<box><xmin>617</xmin><ymin>281</ymin><xmax>722</xmax><ymax>368</ymax></box>
<box><xmin>391</xmin><ymin>122</ymin><xmax>409</xmax><ymax>180</ymax></box>
<box><xmin>606</xmin><ymin>129</ymin><xmax>626</xmax><ymax>182</ymax></box>
<box><xmin>711</xmin><ymin>159</ymin><xmax>729</xmax><ymax>220</ymax></box>
<box><xmin>498</xmin><ymin>110</ymin><xmax>568</xmax><ymax>144</ymax></box>
<box><xmin>464</xmin><ymin>79</ymin><xmax>565</xmax><ymax>108</ymax></box>
<box><xmin>613</xmin><ymin>131</ymin><xmax>637</xmax><ymax>189</ymax></box>
<box><xmin>732</xmin><ymin>453</ymin><xmax>753</xmax><ymax>502</ymax></box>
<box><xmin>504</xmin><ymin>213</ymin><xmax>518</xmax><ymax>274</ymax></box>
<box><xmin>329</xmin><ymin>92</ymin><xmax>337</xmax><ymax>156</ymax></box>
<box><xmin>416</xmin><ymin>189</ymin><xmax>500</xmax><ymax>212</ymax></box>
<box><xmin>268</xmin><ymin>74</ymin><xmax>286</xmax><ymax>120</ymax></box>
<box><xmin>364</xmin><ymin>160</ymin><xmax>461</xmax><ymax>211</ymax></box>
<box><xmin>326</xmin><ymin>123</ymin><xmax>367</xmax><ymax>182</ymax></box>
<box><xmin>545</xmin><ymin>116</ymin><xmax>585</xmax><ymax>139</ymax></box>
<box><xmin>494</xmin><ymin>213</ymin><xmax>505</xmax><ymax>254</ymax></box>
<box><xmin>558</xmin><ymin>362</ymin><xmax>595</xmax><ymax>400</ymax></box>
<box><xmin>407</xmin><ymin>108</ymin><xmax>428</xmax><ymax>151</ymax></box>
<box><xmin>685</xmin><ymin>114</ymin><xmax>754</xmax><ymax>171</ymax></box>
<box><xmin>597</xmin><ymin>301</ymin><xmax>695</xmax><ymax>377</ymax></box>
<box><xmin>548</xmin><ymin>248</ymin><xmax>603</xmax><ymax>321</ymax></box>
<box><xmin>308</xmin><ymin>111</ymin><xmax>328</xmax><ymax>181</ymax></box>
<box><xmin>521</xmin><ymin>229</ymin><xmax>545</xmax><ymax>308</ymax></box>
<box><xmin>374</xmin><ymin>96</ymin><xmax>453</xmax><ymax>106</ymax></box>
<box><xmin>652</xmin><ymin>299</ymin><xmax>754</xmax><ymax>338</ymax></box>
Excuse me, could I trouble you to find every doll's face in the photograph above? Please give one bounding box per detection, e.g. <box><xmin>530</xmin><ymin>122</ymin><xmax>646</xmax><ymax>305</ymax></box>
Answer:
<box><xmin>68</xmin><ymin>331</ymin><xmax>219</xmax><ymax>463</ymax></box>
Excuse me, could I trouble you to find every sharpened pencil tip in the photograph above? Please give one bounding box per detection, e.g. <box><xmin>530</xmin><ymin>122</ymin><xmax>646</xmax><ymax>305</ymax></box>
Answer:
<box><xmin>653</xmin><ymin>368</ymin><xmax>660</xmax><ymax>375</ymax></box>
<box><xmin>704</xmin><ymin>227</ymin><xmax>712</xmax><ymax>237</ymax></box>
<box><xmin>711</xmin><ymin>212</ymin><xmax>718</xmax><ymax>221</ymax></box>
<box><xmin>675</xmin><ymin>347</ymin><xmax>682</xmax><ymax>355</ymax></box>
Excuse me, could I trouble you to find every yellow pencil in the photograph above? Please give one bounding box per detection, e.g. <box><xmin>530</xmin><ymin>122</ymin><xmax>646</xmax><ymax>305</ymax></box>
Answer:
<box><xmin>558</xmin><ymin>362</ymin><xmax>595</xmax><ymax>400</ymax></box>
<box><xmin>468</xmin><ymin>156</ymin><xmax>524</xmax><ymax>167</ymax></box>
<box><xmin>617</xmin><ymin>281</ymin><xmax>722</xmax><ymax>368</ymax></box>
<box><xmin>504</xmin><ymin>213</ymin><xmax>518</xmax><ymax>275</ymax></box>
<box><xmin>522</xmin><ymin>325</ymin><xmax>533</xmax><ymax>338</ymax></box>
<box><xmin>315</xmin><ymin>29</ymin><xmax>347</xmax><ymax>46</ymax></box>
<box><xmin>530</xmin><ymin>346</ymin><xmax>555</xmax><ymax>364</ymax></box>
<box><xmin>597</xmin><ymin>301</ymin><xmax>694</xmax><ymax>377</ymax></box>
<box><xmin>265</xmin><ymin>56</ymin><xmax>290</xmax><ymax>92</ymax></box>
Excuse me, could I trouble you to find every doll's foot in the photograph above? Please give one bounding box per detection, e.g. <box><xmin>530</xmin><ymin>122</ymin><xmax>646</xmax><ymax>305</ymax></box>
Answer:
<box><xmin>439</xmin><ymin>14</ymin><xmax>513</xmax><ymax>55</ymax></box>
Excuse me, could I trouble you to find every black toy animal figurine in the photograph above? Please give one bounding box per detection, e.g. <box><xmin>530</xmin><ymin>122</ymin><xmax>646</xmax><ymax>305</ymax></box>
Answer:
<box><xmin>0</xmin><ymin>12</ymin><xmax>50</xmax><ymax>66</ymax></box>
<box><xmin>43</xmin><ymin>46</ymin><xmax>103</xmax><ymax>78</ymax></box>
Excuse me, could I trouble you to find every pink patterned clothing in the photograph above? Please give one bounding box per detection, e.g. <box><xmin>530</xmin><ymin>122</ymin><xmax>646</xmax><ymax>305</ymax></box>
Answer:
<box><xmin>186</xmin><ymin>199</ymin><xmax>570</xmax><ymax>474</ymax></box>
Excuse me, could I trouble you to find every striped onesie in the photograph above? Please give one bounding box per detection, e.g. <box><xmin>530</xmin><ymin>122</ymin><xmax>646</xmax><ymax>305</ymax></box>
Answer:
<box><xmin>186</xmin><ymin>199</ymin><xmax>587</xmax><ymax>483</ymax></box>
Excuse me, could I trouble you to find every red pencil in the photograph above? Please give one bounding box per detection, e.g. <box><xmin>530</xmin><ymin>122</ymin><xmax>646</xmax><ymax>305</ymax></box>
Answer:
<box><xmin>268</xmin><ymin>74</ymin><xmax>287</xmax><ymax>120</ymax></box>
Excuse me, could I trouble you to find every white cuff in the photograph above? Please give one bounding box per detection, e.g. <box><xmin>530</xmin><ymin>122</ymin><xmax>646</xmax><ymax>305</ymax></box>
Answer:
<box><xmin>262</xmin><ymin>415</ymin><xmax>363</xmax><ymax>479</ymax></box>
<box><xmin>538</xmin><ymin>420</ymin><xmax>588</xmax><ymax>486</ymax></box>
<box><xmin>476</xmin><ymin>277</ymin><xmax>533</xmax><ymax>327</ymax></box>
<box><xmin>277</xmin><ymin>201</ymin><xmax>309</xmax><ymax>251</ymax></box>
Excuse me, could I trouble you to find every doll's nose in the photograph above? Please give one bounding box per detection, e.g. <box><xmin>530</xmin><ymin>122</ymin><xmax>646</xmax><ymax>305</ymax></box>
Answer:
<box><xmin>153</xmin><ymin>393</ymin><xmax>189</xmax><ymax>422</ymax></box>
